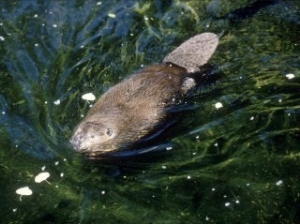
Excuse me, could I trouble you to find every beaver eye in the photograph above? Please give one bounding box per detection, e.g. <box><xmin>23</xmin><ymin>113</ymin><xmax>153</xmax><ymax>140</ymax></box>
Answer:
<box><xmin>106</xmin><ymin>128</ymin><xmax>113</xmax><ymax>137</ymax></box>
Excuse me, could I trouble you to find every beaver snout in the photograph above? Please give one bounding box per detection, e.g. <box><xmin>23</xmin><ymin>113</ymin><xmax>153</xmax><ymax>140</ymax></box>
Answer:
<box><xmin>70</xmin><ymin>133</ymin><xmax>84</xmax><ymax>151</ymax></box>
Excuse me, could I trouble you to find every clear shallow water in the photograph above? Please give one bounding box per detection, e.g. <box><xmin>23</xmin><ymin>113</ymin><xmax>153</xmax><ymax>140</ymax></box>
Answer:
<box><xmin>0</xmin><ymin>0</ymin><xmax>300</xmax><ymax>223</ymax></box>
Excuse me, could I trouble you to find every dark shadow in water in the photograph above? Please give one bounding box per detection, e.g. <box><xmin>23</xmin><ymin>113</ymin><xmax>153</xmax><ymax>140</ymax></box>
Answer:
<box><xmin>217</xmin><ymin>0</ymin><xmax>279</xmax><ymax>22</ymax></box>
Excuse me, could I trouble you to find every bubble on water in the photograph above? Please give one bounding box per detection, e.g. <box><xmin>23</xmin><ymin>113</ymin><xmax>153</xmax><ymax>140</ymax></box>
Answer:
<box><xmin>0</xmin><ymin>36</ymin><xmax>5</xmax><ymax>41</ymax></box>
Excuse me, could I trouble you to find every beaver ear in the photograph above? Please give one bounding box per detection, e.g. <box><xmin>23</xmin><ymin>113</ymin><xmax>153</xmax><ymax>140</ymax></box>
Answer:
<box><xmin>163</xmin><ymin>32</ymin><xmax>219</xmax><ymax>73</ymax></box>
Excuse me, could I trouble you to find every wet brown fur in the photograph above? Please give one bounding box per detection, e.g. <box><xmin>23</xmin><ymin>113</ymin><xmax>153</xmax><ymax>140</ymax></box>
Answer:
<box><xmin>70</xmin><ymin>63</ymin><xmax>187</xmax><ymax>156</ymax></box>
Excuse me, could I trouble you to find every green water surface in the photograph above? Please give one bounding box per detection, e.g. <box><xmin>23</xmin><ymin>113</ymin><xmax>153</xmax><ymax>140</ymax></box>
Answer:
<box><xmin>0</xmin><ymin>0</ymin><xmax>300</xmax><ymax>223</ymax></box>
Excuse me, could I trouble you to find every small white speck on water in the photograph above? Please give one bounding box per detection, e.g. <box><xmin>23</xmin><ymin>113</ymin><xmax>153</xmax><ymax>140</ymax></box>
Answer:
<box><xmin>34</xmin><ymin>43</ymin><xmax>39</xmax><ymax>47</ymax></box>
<box><xmin>52</xmin><ymin>24</ymin><xmax>58</xmax><ymax>28</ymax></box>
<box><xmin>2</xmin><ymin>111</ymin><xmax>5</xmax><ymax>115</ymax></box>
<box><xmin>166</xmin><ymin>147</ymin><xmax>172</xmax><ymax>151</ymax></box>
<box><xmin>214</xmin><ymin>142</ymin><xmax>218</xmax><ymax>147</ymax></box>
<box><xmin>236</xmin><ymin>200</ymin><xmax>240</xmax><ymax>204</ymax></box>
<box><xmin>13</xmin><ymin>208</ymin><xmax>17</xmax><ymax>212</ymax></box>
<box><xmin>44</xmin><ymin>101</ymin><xmax>48</xmax><ymax>104</ymax></box>
<box><xmin>250</xmin><ymin>116</ymin><xmax>255</xmax><ymax>121</ymax></box>
<box><xmin>205</xmin><ymin>216</ymin><xmax>209</xmax><ymax>221</ymax></box>
<box><xmin>187</xmin><ymin>175</ymin><xmax>191</xmax><ymax>179</ymax></box>
<box><xmin>55</xmin><ymin>161</ymin><xmax>59</xmax><ymax>165</ymax></box>
<box><xmin>225</xmin><ymin>202</ymin><xmax>230</xmax><ymax>207</ymax></box>
<box><xmin>60</xmin><ymin>173</ymin><xmax>64</xmax><ymax>178</ymax></box>
<box><xmin>276</xmin><ymin>180</ymin><xmax>283</xmax><ymax>186</ymax></box>
<box><xmin>101</xmin><ymin>191</ymin><xmax>105</xmax><ymax>195</ymax></box>
<box><xmin>161</xmin><ymin>165</ymin><xmax>167</xmax><ymax>169</ymax></box>
<box><xmin>96</xmin><ymin>1</ymin><xmax>102</xmax><ymax>5</ymax></box>
<box><xmin>0</xmin><ymin>36</ymin><xmax>5</xmax><ymax>41</ymax></box>
<box><xmin>108</xmin><ymin>13</ymin><xmax>116</xmax><ymax>18</ymax></box>
<box><xmin>285</xmin><ymin>73</ymin><xmax>295</xmax><ymax>79</ymax></box>
<box><xmin>195</xmin><ymin>135</ymin><xmax>199</xmax><ymax>139</ymax></box>
<box><xmin>53</xmin><ymin>99</ymin><xmax>60</xmax><ymax>105</ymax></box>
<box><xmin>41</xmin><ymin>166</ymin><xmax>46</xmax><ymax>171</ymax></box>
<box><xmin>33</xmin><ymin>14</ymin><xmax>38</xmax><ymax>18</ymax></box>
<box><xmin>214</xmin><ymin>102</ymin><xmax>223</xmax><ymax>109</ymax></box>
<box><xmin>211</xmin><ymin>188</ymin><xmax>215</xmax><ymax>191</ymax></box>
<box><xmin>144</xmin><ymin>16</ymin><xmax>149</xmax><ymax>21</ymax></box>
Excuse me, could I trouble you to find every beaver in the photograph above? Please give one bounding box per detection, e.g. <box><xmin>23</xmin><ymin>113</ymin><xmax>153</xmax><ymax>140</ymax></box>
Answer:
<box><xmin>70</xmin><ymin>32</ymin><xmax>219</xmax><ymax>158</ymax></box>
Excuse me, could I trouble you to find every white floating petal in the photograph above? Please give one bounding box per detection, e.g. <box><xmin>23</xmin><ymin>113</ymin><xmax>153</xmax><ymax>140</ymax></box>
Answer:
<box><xmin>34</xmin><ymin>172</ymin><xmax>50</xmax><ymax>183</ymax></box>
<box><xmin>286</xmin><ymin>73</ymin><xmax>295</xmax><ymax>79</ymax></box>
<box><xmin>16</xmin><ymin>186</ymin><xmax>32</xmax><ymax>196</ymax></box>
<box><xmin>82</xmin><ymin>93</ymin><xmax>96</xmax><ymax>101</ymax></box>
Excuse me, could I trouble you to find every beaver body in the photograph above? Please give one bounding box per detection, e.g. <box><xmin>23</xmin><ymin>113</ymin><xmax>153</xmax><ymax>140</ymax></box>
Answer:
<box><xmin>70</xmin><ymin>33</ymin><xmax>219</xmax><ymax>158</ymax></box>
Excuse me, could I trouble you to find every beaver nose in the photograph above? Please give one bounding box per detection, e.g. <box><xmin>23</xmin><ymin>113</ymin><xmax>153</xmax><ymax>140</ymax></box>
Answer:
<box><xmin>70</xmin><ymin>134</ymin><xmax>84</xmax><ymax>151</ymax></box>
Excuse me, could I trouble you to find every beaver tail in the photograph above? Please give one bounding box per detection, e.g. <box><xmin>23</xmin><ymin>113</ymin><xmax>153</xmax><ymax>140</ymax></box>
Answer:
<box><xmin>163</xmin><ymin>32</ymin><xmax>219</xmax><ymax>73</ymax></box>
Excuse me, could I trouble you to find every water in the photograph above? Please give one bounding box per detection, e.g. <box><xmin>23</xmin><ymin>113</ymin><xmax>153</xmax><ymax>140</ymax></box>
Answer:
<box><xmin>0</xmin><ymin>0</ymin><xmax>299</xmax><ymax>223</ymax></box>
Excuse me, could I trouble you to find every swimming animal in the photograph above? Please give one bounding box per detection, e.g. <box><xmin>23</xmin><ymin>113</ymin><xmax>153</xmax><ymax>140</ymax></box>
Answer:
<box><xmin>70</xmin><ymin>32</ymin><xmax>219</xmax><ymax>158</ymax></box>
